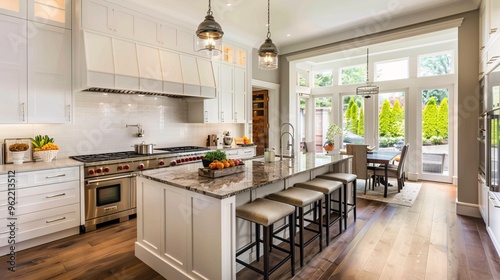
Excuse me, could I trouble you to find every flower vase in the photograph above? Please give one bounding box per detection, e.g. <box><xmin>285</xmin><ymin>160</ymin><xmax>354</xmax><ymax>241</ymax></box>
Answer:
<box><xmin>323</xmin><ymin>142</ymin><xmax>334</xmax><ymax>153</ymax></box>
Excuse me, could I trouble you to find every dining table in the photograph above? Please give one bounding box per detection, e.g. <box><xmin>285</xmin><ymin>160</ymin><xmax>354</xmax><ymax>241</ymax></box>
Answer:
<box><xmin>367</xmin><ymin>150</ymin><xmax>401</xmax><ymax>197</ymax></box>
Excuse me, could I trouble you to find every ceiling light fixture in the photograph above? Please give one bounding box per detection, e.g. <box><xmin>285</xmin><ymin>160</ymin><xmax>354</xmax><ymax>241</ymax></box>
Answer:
<box><xmin>356</xmin><ymin>48</ymin><xmax>379</xmax><ymax>99</ymax></box>
<box><xmin>258</xmin><ymin>0</ymin><xmax>278</xmax><ymax>70</ymax></box>
<box><xmin>195</xmin><ymin>0</ymin><xmax>224</xmax><ymax>56</ymax></box>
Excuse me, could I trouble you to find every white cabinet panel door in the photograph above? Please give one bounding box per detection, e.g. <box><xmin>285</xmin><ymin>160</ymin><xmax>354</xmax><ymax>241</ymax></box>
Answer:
<box><xmin>134</xmin><ymin>15</ymin><xmax>158</xmax><ymax>45</ymax></box>
<box><xmin>28</xmin><ymin>0</ymin><xmax>71</xmax><ymax>29</ymax></box>
<box><xmin>158</xmin><ymin>22</ymin><xmax>177</xmax><ymax>50</ymax></box>
<box><xmin>81</xmin><ymin>0</ymin><xmax>111</xmax><ymax>33</ymax></box>
<box><xmin>28</xmin><ymin>23</ymin><xmax>71</xmax><ymax>123</ymax></box>
<box><xmin>0</xmin><ymin>0</ymin><xmax>27</xmax><ymax>19</ymax></box>
<box><xmin>0</xmin><ymin>15</ymin><xmax>27</xmax><ymax>123</ymax></box>
<box><xmin>112</xmin><ymin>5</ymin><xmax>135</xmax><ymax>38</ymax></box>
<box><xmin>234</xmin><ymin>93</ymin><xmax>246</xmax><ymax>123</ymax></box>
<box><xmin>489</xmin><ymin>0</ymin><xmax>500</xmax><ymax>41</ymax></box>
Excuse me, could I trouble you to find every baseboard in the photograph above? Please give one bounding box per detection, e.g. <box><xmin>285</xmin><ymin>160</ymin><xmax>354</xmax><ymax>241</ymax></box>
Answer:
<box><xmin>456</xmin><ymin>199</ymin><xmax>481</xmax><ymax>218</ymax></box>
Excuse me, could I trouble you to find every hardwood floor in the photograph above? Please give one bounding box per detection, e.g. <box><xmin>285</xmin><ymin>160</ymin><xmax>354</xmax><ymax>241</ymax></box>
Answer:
<box><xmin>1</xmin><ymin>182</ymin><xmax>499</xmax><ymax>280</ymax></box>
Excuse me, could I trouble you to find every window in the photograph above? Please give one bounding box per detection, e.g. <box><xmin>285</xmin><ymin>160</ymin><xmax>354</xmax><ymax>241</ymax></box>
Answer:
<box><xmin>375</xmin><ymin>58</ymin><xmax>409</xmax><ymax>81</ymax></box>
<box><xmin>339</xmin><ymin>64</ymin><xmax>366</xmax><ymax>85</ymax></box>
<box><xmin>297</xmin><ymin>70</ymin><xmax>308</xmax><ymax>87</ymax></box>
<box><xmin>314</xmin><ymin>70</ymin><xmax>333</xmax><ymax>87</ymax></box>
<box><xmin>378</xmin><ymin>92</ymin><xmax>405</xmax><ymax>150</ymax></box>
<box><xmin>418</xmin><ymin>51</ymin><xmax>454</xmax><ymax>77</ymax></box>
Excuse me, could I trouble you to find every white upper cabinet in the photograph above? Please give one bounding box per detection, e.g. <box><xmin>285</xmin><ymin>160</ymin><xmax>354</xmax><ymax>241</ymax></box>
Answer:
<box><xmin>28</xmin><ymin>0</ymin><xmax>71</xmax><ymax>29</ymax></box>
<box><xmin>177</xmin><ymin>28</ymin><xmax>196</xmax><ymax>55</ymax></box>
<box><xmin>27</xmin><ymin>23</ymin><xmax>71</xmax><ymax>123</ymax></box>
<box><xmin>0</xmin><ymin>0</ymin><xmax>27</xmax><ymax>19</ymax></box>
<box><xmin>0</xmin><ymin>15</ymin><xmax>27</xmax><ymax>123</ymax></box>
<box><xmin>134</xmin><ymin>15</ymin><xmax>177</xmax><ymax>50</ymax></box>
<box><xmin>82</xmin><ymin>0</ymin><xmax>134</xmax><ymax>38</ymax></box>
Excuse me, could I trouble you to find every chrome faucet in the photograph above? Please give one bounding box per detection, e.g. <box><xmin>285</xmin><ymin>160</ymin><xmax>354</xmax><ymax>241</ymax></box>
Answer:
<box><xmin>126</xmin><ymin>124</ymin><xmax>144</xmax><ymax>137</ymax></box>
<box><xmin>280</xmin><ymin>123</ymin><xmax>295</xmax><ymax>161</ymax></box>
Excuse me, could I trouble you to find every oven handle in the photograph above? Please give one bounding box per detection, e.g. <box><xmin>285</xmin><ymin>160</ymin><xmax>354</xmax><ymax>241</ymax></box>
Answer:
<box><xmin>86</xmin><ymin>174</ymin><xmax>137</xmax><ymax>184</ymax></box>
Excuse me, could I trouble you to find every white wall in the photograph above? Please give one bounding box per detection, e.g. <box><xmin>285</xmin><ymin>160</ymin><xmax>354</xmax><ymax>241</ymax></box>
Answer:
<box><xmin>0</xmin><ymin>92</ymin><xmax>244</xmax><ymax>159</ymax></box>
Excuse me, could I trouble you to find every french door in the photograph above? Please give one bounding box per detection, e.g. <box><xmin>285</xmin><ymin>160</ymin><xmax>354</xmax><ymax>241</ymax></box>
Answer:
<box><xmin>417</xmin><ymin>85</ymin><xmax>453</xmax><ymax>183</ymax></box>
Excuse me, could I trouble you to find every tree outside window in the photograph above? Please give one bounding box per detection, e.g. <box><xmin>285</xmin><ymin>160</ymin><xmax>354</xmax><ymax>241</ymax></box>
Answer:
<box><xmin>418</xmin><ymin>52</ymin><xmax>453</xmax><ymax>77</ymax></box>
<box><xmin>314</xmin><ymin>70</ymin><xmax>333</xmax><ymax>87</ymax></box>
<box><xmin>339</xmin><ymin>65</ymin><xmax>366</xmax><ymax>85</ymax></box>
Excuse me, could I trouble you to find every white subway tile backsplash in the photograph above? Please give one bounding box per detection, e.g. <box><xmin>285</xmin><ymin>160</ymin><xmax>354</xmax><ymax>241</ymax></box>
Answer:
<box><xmin>0</xmin><ymin>92</ymin><xmax>244</xmax><ymax>159</ymax></box>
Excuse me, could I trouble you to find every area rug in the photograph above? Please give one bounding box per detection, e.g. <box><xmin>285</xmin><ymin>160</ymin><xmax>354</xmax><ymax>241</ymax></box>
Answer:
<box><xmin>355</xmin><ymin>178</ymin><xmax>421</xmax><ymax>207</ymax></box>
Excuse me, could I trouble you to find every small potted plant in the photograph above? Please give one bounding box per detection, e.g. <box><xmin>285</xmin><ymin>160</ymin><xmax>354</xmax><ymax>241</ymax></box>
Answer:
<box><xmin>30</xmin><ymin>135</ymin><xmax>59</xmax><ymax>162</ymax></box>
<box><xmin>324</xmin><ymin>124</ymin><xmax>342</xmax><ymax>152</ymax></box>
<box><xmin>9</xmin><ymin>143</ymin><xmax>29</xmax><ymax>164</ymax></box>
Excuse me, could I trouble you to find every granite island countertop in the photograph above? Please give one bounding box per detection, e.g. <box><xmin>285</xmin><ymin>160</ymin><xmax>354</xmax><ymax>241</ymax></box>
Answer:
<box><xmin>141</xmin><ymin>153</ymin><xmax>351</xmax><ymax>199</ymax></box>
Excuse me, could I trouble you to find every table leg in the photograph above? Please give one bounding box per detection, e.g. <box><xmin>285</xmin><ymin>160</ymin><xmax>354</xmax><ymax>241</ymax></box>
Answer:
<box><xmin>384</xmin><ymin>165</ymin><xmax>388</xmax><ymax>197</ymax></box>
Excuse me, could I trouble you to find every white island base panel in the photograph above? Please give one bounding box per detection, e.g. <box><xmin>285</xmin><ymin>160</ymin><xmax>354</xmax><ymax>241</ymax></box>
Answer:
<box><xmin>135</xmin><ymin>177</ymin><xmax>236</xmax><ymax>280</ymax></box>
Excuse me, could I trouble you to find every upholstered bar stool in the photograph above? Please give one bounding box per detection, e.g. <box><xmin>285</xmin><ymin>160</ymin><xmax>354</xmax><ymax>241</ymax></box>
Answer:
<box><xmin>236</xmin><ymin>198</ymin><xmax>296</xmax><ymax>280</ymax></box>
<box><xmin>317</xmin><ymin>173</ymin><xmax>357</xmax><ymax>230</ymax></box>
<box><xmin>295</xmin><ymin>178</ymin><xmax>343</xmax><ymax>245</ymax></box>
<box><xmin>267</xmin><ymin>187</ymin><xmax>323</xmax><ymax>267</ymax></box>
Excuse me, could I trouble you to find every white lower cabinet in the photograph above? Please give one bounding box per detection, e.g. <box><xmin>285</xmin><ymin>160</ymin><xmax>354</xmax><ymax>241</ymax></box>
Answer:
<box><xmin>479</xmin><ymin>175</ymin><xmax>489</xmax><ymax>225</ymax></box>
<box><xmin>224</xmin><ymin>147</ymin><xmax>256</xmax><ymax>159</ymax></box>
<box><xmin>136</xmin><ymin>177</ymin><xmax>236</xmax><ymax>280</ymax></box>
<box><xmin>0</xmin><ymin>167</ymin><xmax>81</xmax><ymax>254</ymax></box>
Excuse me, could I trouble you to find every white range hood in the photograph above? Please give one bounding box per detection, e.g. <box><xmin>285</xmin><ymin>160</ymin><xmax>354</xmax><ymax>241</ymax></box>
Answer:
<box><xmin>78</xmin><ymin>31</ymin><xmax>216</xmax><ymax>98</ymax></box>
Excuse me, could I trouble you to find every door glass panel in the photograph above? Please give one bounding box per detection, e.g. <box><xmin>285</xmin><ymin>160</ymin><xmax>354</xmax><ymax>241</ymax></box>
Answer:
<box><xmin>342</xmin><ymin>96</ymin><xmax>364</xmax><ymax>147</ymax></box>
<box><xmin>299</xmin><ymin>96</ymin><xmax>306</xmax><ymax>151</ymax></box>
<box><xmin>378</xmin><ymin>92</ymin><xmax>405</xmax><ymax>150</ymax></box>
<box><xmin>315</xmin><ymin>97</ymin><xmax>332</xmax><ymax>152</ymax></box>
<box><xmin>421</xmin><ymin>88</ymin><xmax>449</xmax><ymax>175</ymax></box>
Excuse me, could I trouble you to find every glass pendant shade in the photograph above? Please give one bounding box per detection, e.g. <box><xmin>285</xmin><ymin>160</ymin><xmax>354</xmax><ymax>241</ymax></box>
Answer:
<box><xmin>196</xmin><ymin>1</ymin><xmax>223</xmax><ymax>56</ymax></box>
<box><xmin>258</xmin><ymin>38</ymin><xmax>278</xmax><ymax>70</ymax></box>
<box><xmin>258</xmin><ymin>0</ymin><xmax>278</xmax><ymax>70</ymax></box>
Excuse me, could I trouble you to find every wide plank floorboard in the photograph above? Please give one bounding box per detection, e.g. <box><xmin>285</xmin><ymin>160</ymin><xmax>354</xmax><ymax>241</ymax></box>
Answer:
<box><xmin>1</xmin><ymin>182</ymin><xmax>500</xmax><ymax>280</ymax></box>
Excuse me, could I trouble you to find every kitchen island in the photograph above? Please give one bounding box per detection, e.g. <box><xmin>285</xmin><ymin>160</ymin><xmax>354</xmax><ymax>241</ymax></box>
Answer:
<box><xmin>135</xmin><ymin>153</ymin><xmax>351</xmax><ymax>280</ymax></box>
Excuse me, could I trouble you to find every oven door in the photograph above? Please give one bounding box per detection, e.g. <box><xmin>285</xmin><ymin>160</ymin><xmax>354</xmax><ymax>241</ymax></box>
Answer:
<box><xmin>85</xmin><ymin>174</ymin><xmax>133</xmax><ymax>221</ymax></box>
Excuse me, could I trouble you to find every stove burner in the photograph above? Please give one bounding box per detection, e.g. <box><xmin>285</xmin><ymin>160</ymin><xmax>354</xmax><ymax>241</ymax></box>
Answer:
<box><xmin>70</xmin><ymin>151</ymin><xmax>142</xmax><ymax>163</ymax></box>
<box><xmin>155</xmin><ymin>146</ymin><xmax>209</xmax><ymax>153</ymax></box>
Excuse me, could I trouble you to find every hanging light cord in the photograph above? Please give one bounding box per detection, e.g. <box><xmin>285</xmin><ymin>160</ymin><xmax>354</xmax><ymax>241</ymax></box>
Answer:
<box><xmin>207</xmin><ymin>0</ymin><xmax>213</xmax><ymax>16</ymax></box>
<box><xmin>267</xmin><ymin>0</ymin><xmax>271</xmax><ymax>39</ymax></box>
<box><xmin>365</xmin><ymin>49</ymin><xmax>370</xmax><ymax>84</ymax></box>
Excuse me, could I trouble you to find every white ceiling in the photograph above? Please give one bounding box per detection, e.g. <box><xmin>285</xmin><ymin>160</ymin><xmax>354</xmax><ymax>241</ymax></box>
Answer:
<box><xmin>124</xmin><ymin>0</ymin><xmax>480</xmax><ymax>54</ymax></box>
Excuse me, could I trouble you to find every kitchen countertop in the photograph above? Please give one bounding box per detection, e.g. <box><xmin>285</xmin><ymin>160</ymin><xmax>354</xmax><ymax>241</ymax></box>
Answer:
<box><xmin>0</xmin><ymin>158</ymin><xmax>83</xmax><ymax>175</ymax></box>
<box><xmin>141</xmin><ymin>153</ymin><xmax>351</xmax><ymax>199</ymax></box>
<box><xmin>207</xmin><ymin>145</ymin><xmax>256</xmax><ymax>150</ymax></box>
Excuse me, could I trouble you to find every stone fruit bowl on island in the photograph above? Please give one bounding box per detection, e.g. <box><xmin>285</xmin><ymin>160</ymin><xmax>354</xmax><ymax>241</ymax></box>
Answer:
<box><xmin>30</xmin><ymin>135</ymin><xmax>59</xmax><ymax>162</ymax></box>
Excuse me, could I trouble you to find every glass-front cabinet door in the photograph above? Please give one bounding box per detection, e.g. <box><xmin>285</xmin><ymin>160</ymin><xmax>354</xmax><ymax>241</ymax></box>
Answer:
<box><xmin>28</xmin><ymin>0</ymin><xmax>71</xmax><ymax>29</ymax></box>
<box><xmin>0</xmin><ymin>0</ymin><xmax>27</xmax><ymax>18</ymax></box>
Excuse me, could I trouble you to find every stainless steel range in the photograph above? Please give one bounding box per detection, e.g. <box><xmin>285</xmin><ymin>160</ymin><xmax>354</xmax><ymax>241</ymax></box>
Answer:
<box><xmin>70</xmin><ymin>146</ymin><xmax>209</xmax><ymax>232</ymax></box>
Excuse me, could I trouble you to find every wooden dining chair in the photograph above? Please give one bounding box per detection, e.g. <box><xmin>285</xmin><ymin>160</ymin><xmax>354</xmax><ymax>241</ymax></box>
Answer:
<box><xmin>368</xmin><ymin>144</ymin><xmax>409</xmax><ymax>192</ymax></box>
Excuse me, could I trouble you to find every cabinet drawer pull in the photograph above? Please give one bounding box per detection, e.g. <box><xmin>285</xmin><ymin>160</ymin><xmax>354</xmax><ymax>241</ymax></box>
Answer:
<box><xmin>244</xmin><ymin>150</ymin><xmax>253</xmax><ymax>153</ymax></box>
<box><xmin>0</xmin><ymin>202</ymin><xmax>17</xmax><ymax>207</ymax></box>
<box><xmin>45</xmin><ymin>174</ymin><xmax>66</xmax><ymax>179</ymax></box>
<box><xmin>46</xmin><ymin>193</ymin><xmax>66</xmax><ymax>198</ymax></box>
<box><xmin>490</xmin><ymin>28</ymin><xmax>498</xmax><ymax>34</ymax></box>
<box><xmin>46</xmin><ymin>217</ymin><xmax>66</xmax><ymax>223</ymax></box>
<box><xmin>1</xmin><ymin>228</ymin><xmax>18</xmax><ymax>234</ymax></box>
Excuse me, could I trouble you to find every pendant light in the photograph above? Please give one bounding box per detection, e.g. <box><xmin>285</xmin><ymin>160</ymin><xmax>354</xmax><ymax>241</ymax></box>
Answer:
<box><xmin>258</xmin><ymin>0</ymin><xmax>278</xmax><ymax>70</ymax></box>
<box><xmin>356</xmin><ymin>48</ymin><xmax>379</xmax><ymax>98</ymax></box>
<box><xmin>196</xmin><ymin>0</ymin><xmax>224</xmax><ymax>56</ymax></box>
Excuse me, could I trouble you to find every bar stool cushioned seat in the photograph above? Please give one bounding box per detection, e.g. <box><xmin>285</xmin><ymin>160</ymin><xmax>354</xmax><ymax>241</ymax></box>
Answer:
<box><xmin>267</xmin><ymin>187</ymin><xmax>323</xmax><ymax>267</ymax></box>
<box><xmin>317</xmin><ymin>173</ymin><xmax>357</xmax><ymax>230</ymax></box>
<box><xmin>295</xmin><ymin>178</ymin><xmax>343</xmax><ymax>245</ymax></box>
<box><xmin>236</xmin><ymin>198</ymin><xmax>296</xmax><ymax>280</ymax></box>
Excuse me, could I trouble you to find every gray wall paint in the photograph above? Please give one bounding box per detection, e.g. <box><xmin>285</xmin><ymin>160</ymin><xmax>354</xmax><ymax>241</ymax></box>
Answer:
<box><xmin>457</xmin><ymin>10</ymin><xmax>479</xmax><ymax>206</ymax></box>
